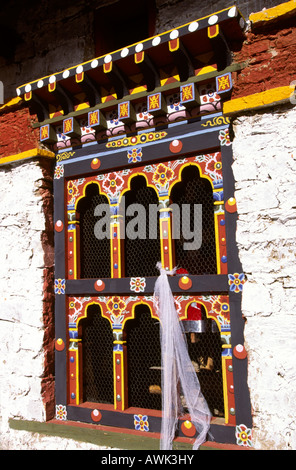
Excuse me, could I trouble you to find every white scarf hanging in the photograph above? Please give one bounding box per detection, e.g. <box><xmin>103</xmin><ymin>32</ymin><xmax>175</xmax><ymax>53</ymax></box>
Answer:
<box><xmin>153</xmin><ymin>262</ymin><xmax>211</xmax><ymax>450</ymax></box>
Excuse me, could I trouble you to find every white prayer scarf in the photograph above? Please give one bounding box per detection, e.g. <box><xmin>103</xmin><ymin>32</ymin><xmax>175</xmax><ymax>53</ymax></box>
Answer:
<box><xmin>153</xmin><ymin>262</ymin><xmax>211</xmax><ymax>450</ymax></box>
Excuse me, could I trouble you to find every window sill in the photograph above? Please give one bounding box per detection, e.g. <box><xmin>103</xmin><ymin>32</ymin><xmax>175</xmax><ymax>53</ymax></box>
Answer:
<box><xmin>9</xmin><ymin>418</ymin><xmax>252</xmax><ymax>451</ymax></box>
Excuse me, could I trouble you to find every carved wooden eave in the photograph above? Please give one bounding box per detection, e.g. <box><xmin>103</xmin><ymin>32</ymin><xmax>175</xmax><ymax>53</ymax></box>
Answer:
<box><xmin>16</xmin><ymin>5</ymin><xmax>245</xmax><ymax>148</ymax></box>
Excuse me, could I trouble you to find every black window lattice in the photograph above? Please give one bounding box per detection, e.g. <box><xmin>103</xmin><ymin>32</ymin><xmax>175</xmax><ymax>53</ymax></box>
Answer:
<box><xmin>170</xmin><ymin>165</ymin><xmax>217</xmax><ymax>275</ymax></box>
<box><xmin>82</xmin><ymin>304</ymin><xmax>114</xmax><ymax>404</ymax></box>
<box><xmin>78</xmin><ymin>184</ymin><xmax>111</xmax><ymax>279</ymax></box>
<box><xmin>125</xmin><ymin>304</ymin><xmax>162</xmax><ymax>410</ymax></box>
<box><xmin>125</xmin><ymin>304</ymin><xmax>224</xmax><ymax>416</ymax></box>
<box><xmin>124</xmin><ymin>175</ymin><xmax>161</xmax><ymax>278</ymax></box>
<box><xmin>184</xmin><ymin>308</ymin><xmax>224</xmax><ymax>418</ymax></box>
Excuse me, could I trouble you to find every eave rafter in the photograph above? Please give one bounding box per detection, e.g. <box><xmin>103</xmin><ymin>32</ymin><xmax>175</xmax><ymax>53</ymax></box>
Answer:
<box><xmin>17</xmin><ymin>5</ymin><xmax>245</xmax><ymax>142</ymax></box>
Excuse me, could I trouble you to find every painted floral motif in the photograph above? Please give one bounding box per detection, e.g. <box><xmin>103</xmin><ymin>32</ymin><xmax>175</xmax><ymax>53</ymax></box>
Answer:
<box><xmin>56</xmin><ymin>404</ymin><xmax>67</xmax><ymax>420</ymax></box>
<box><xmin>219</xmin><ymin>128</ymin><xmax>231</xmax><ymax>146</ymax></box>
<box><xmin>212</xmin><ymin>295</ymin><xmax>230</xmax><ymax>317</ymax></box>
<box><xmin>136</xmin><ymin>102</ymin><xmax>154</xmax><ymax>122</ymax></box>
<box><xmin>228</xmin><ymin>273</ymin><xmax>245</xmax><ymax>293</ymax></box>
<box><xmin>67</xmin><ymin>181</ymin><xmax>79</xmax><ymax>204</ymax></box>
<box><xmin>102</xmin><ymin>172</ymin><xmax>125</xmax><ymax>198</ymax></box>
<box><xmin>194</xmin><ymin>153</ymin><xmax>223</xmax><ymax>188</ymax></box>
<box><xmin>130</xmin><ymin>277</ymin><xmax>146</xmax><ymax>293</ymax></box>
<box><xmin>107</xmin><ymin>109</ymin><xmax>121</xmax><ymax>128</ymax></box>
<box><xmin>55</xmin><ymin>278</ymin><xmax>65</xmax><ymax>295</ymax></box>
<box><xmin>152</xmin><ymin>163</ymin><xmax>175</xmax><ymax>187</ymax></box>
<box><xmin>199</xmin><ymin>82</ymin><xmax>220</xmax><ymax>104</ymax></box>
<box><xmin>68</xmin><ymin>296</ymin><xmax>91</xmax><ymax>324</ymax></box>
<box><xmin>54</xmin><ymin>164</ymin><xmax>64</xmax><ymax>179</ymax></box>
<box><xmin>167</xmin><ymin>92</ymin><xmax>183</xmax><ymax>112</ymax></box>
<box><xmin>69</xmin><ymin>298</ymin><xmax>84</xmax><ymax>312</ymax></box>
<box><xmin>57</xmin><ymin>129</ymin><xmax>70</xmax><ymax>142</ymax></box>
<box><xmin>106</xmin><ymin>296</ymin><xmax>127</xmax><ymax>317</ymax></box>
<box><xmin>134</xmin><ymin>414</ymin><xmax>149</xmax><ymax>432</ymax></box>
<box><xmin>127</xmin><ymin>147</ymin><xmax>142</xmax><ymax>164</ymax></box>
<box><xmin>204</xmin><ymin>153</ymin><xmax>222</xmax><ymax>177</ymax></box>
<box><xmin>236</xmin><ymin>424</ymin><xmax>253</xmax><ymax>447</ymax></box>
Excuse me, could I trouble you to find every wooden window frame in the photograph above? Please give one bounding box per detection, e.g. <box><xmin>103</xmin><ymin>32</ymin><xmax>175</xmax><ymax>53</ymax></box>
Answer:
<box><xmin>53</xmin><ymin>116</ymin><xmax>252</xmax><ymax>446</ymax></box>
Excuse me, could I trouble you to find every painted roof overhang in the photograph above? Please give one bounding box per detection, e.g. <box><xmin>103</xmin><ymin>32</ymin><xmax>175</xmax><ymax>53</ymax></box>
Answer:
<box><xmin>16</xmin><ymin>5</ymin><xmax>245</xmax><ymax>136</ymax></box>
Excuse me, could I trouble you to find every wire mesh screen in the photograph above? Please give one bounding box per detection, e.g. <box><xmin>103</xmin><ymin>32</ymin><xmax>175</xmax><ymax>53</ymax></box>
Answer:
<box><xmin>183</xmin><ymin>306</ymin><xmax>224</xmax><ymax>418</ymax></box>
<box><xmin>124</xmin><ymin>175</ymin><xmax>161</xmax><ymax>277</ymax></box>
<box><xmin>78</xmin><ymin>183</ymin><xmax>111</xmax><ymax>279</ymax></box>
<box><xmin>125</xmin><ymin>304</ymin><xmax>162</xmax><ymax>410</ymax></box>
<box><xmin>170</xmin><ymin>165</ymin><xmax>217</xmax><ymax>275</ymax></box>
<box><xmin>82</xmin><ymin>304</ymin><xmax>114</xmax><ymax>404</ymax></box>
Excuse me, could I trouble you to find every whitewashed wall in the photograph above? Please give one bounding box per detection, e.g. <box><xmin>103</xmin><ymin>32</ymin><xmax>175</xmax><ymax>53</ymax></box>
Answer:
<box><xmin>0</xmin><ymin>161</ymin><xmax>113</xmax><ymax>450</ymax></box>
<box><xmin>232</xmin><ymin>104</ymin><xmax>296</xmax><ymax>450</ymax></box>
<box><xmin>0</xmin><ymin>161</ymin><xmax>46</xmax><ymax>448</ymax></box>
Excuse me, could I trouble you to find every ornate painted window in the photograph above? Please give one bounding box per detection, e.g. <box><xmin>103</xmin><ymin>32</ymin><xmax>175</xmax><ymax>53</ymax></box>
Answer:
<box><xmin>18</xmin><ymin>6</ymin><xmax>253</xmax><ymax>448</ymax></box>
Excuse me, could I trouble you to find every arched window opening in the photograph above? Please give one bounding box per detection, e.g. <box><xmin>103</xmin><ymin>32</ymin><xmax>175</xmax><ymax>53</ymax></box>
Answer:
<box><xmin>170</xmin><ymin>165</ymin><xmax>217</xmax><ymax>275</ymax></box>
<box><xmin>125</xmin><ymin>304</ymin><xmax>161</xmax><ymax>410</ymax></box>
<box><xmin>182</xmin><ymin>302</ymin><xmax>224</xmax><ymax>418</ymax></box>
<box><xmin>123</xmin><ymin>175</ymin><xmax>161</xmax><ymax>277</ymax></box>
<box><xmin>81</xmin><ymin>304</ymin><xmax>114</xmax><ymax>404</ymax></box>
<box><xmin>77</xmin><ymin>183</ymin><xmax>111</xmax><ymax>279</ymax></box>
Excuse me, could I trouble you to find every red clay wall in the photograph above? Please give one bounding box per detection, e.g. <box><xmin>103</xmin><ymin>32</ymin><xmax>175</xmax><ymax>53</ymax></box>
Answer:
<box><xmin>232</xmin><ymin>17</ymin><xmax>296</xmax><ymax>98</ymax></box>
<box><xmin>0</xmin><ymin>106</ymin><xmax>39</xmax><ymax>159</ymax></box>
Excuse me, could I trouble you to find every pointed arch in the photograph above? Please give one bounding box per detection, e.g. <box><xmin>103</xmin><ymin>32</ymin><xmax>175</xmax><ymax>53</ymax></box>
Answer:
<box><xmin>79</xmin><ymin>303</ymin><xmax>114</xmax><ymax>404</ymax></box>
<box><xmin>125</xmin><ymin>302</ymin><xmax>161</xmax><ymax>410</ymax></box>
<box><xmin>77</xmin><ymin>183</ymin><xmax>111</xmax><ymax>279</ymax></box>
<box><xmin>170</xmin><ymin>163</ymin><xmax>217</xmax><ymax>275</ymax></box>
<box><xmin>122</xmin><ymin>173</ymin><xmax>161</xmax><ymax>277</ymax></box>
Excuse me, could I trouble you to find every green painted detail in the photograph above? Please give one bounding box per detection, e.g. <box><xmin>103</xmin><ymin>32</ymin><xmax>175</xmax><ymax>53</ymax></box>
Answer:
<box><xmin>9</xmin><ymin>419</ymin><xmax>198</xmax><ymax>450</ymax></box>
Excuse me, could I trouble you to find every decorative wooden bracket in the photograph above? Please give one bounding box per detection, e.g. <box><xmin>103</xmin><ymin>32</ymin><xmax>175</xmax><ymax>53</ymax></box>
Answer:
<box><xmin>208</xmin><ymin>25</ymin><xmax>232</xmax><ymax>71</ymax></box>
<box><xmin>103</xmin><ymin>62</ymin><xmax>129</xmax><ymax>100</ymax></box>
<box><xmin>169</xmin><ymin>39</ymin><xmax>195</xmax><ymax>82</ymax></box>
<box><xmin>50</xmin><ymin>83</ymin><xmax>75</xmax><ymax>115</ymax></box>
<box><xmin>62</xmin><ymin>116</ymin><xmax>81</xmax><ymax>138</ymax></box>
<box><xmin>77</xmin><ymin>74</ymin><xmax>101</xmax><ymax>108</ymax></box>
<box><xmin>29</xmin><ymin>93</ymin><xmax>50</xmax><ymax>122</ymax></box>
<box><xmin>134</xmin><ymin>51</ymin><xmax>160</xmax><ymax>92</ymax></box>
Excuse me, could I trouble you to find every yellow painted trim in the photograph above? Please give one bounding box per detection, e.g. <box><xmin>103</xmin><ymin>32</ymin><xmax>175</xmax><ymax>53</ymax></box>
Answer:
<box><xmin>250</xmin><ymin>0</ymin><xmax>296</xmax><ymax>24</ymax></box>
<box><xmin>74</xmin><ymin>180</ymin><xmax>112</xmax><ymax>210</ymax></box>
<box><xmin>222</xmin><ymin>357</ymin><xmax>229</xmax><ymax>423</ymax></box>
<box><xmin>169</xmin><ymin>161</ymin><xmax>214</xmax><ymax>196</ymax></box>
<box><xmin>223</xmin><ymin>86</ymin><xmax>294</xmax><ymax>115</ymax></box>
<box><xmin>110</xmin><ymin>220</ymin><xmax>122</xmax><ymax>278</ymax></box>
<box><xmin>75</xmin><ymin>348</ymin><xmax>80</xmax><ymax>405</ymax></box>
<box><xmin>0</xmin><ymin>97</ymin><xmax>22</xmax><ymax>111</ymax></box>
<box><xmin>122</xmin><ymin>300</ymin><xmax>159</xmax><ymax>330</ymax></box>
<box><xmin>214</xmin><ymin>213</ymin><xmax>221</xmax><ymax>275</ymax></box>
<box><xmin>113</xmin><ymin>349</ymin><xmax>126</xmax><ymax>410</ymax></box>
<box><xmin>0</xmin><ymin>148</ymin><xmax>55</xmax><ymax>166</ymax></box>
<box><xmin>183</xmin><ymin>299</ymin><xmax>222</xmax><ymax>328</ymax></box>
<box><xmin>160</xmin><ymin>214</ymin><xmax>174</xmax><ymax>271</ymax></box>
<box><xmin>76</xmin><ymin>300</ymin><xmax>113</xmax><ymax>329</ymax></box>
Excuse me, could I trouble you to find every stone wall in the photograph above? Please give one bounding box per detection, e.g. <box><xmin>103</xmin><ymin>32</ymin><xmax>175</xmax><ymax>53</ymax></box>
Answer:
<box><xmin>232</xmin><ymin>104</ymin><xmax>296</xmax><ymax>449</ymax></box>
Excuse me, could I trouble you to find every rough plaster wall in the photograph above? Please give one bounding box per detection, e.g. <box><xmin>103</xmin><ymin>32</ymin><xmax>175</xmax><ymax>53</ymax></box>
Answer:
<box><xmin>0</xmin><ymin>161</ymin><xmax>49</xmax><ymax>447</ymax></box>
<box><xmin>232</xmin><ymin>104</ymin><xmax>296</xmax><ymax>450</ymax></box>
<box><xmin>0</xmin><ymin>430</ymin><xmax>118</xmax><ymax>450</ymax></box>
<box><xmin>0</xmin><ymin>160</ymin><xmax>117</xmax><ymax>450</ymax></box>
